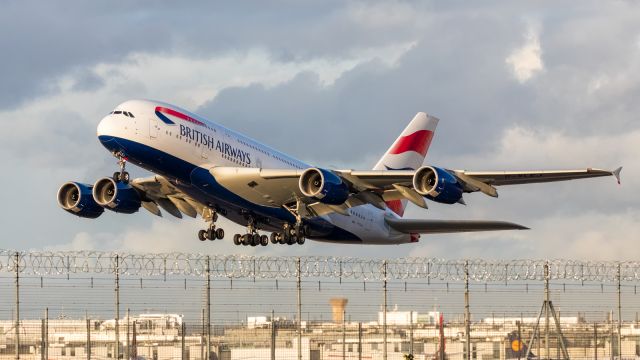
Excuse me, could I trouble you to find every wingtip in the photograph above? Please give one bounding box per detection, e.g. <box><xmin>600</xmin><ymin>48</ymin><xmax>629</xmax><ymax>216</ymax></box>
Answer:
<box><xmin>612</xmin><ymin>166</ymin><xmax>622</xmax><ymax>185</ymax></box>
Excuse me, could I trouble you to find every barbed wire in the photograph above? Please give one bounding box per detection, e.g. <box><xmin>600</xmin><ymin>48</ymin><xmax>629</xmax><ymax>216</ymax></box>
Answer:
<box><xmin>0</xmin><ymin>249</ymin><xmax>637</xmax><ymax>282</ymax></box>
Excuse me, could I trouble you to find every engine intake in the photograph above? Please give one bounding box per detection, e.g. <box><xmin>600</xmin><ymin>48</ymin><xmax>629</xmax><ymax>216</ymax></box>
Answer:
<box><xmin>57</xmin><ymin>182</ymin><xmax>104</xmax><ymax>219</ymax></box>
<box><xmin>412</xmin><ymin>166</ymin><xmax>463</xmax><ymax>204</ymax></box>
<box><xmin>299</xmin><ymin>168</ymin><xmax>349</xmax><ymax>205</ymax></box>
<box><xmin>93</xmin><ymin>177</ymin><xmax>141</xmax><ymax>214</ymax></box>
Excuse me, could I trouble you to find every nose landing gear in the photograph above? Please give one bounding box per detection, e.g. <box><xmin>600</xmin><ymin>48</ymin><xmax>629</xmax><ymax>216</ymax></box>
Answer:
<box><xmin>112</xmin><ymin>152</ymin><xmax>130</xmax><ymax>184</ymax></box>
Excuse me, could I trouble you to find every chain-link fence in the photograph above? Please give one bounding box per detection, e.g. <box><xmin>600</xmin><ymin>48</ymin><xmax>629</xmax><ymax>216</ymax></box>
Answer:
<box><xmin>1</xmin><ymin>250</ymin><xmax>640</xmax><ymax>360</ymax></box>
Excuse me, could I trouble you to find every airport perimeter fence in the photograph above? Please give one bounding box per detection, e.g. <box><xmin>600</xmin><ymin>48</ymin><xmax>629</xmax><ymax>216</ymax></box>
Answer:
<box><xmin>2</xmin><ymin>251</ymin><xmax>640</xmax><ymax>360</ymax></box>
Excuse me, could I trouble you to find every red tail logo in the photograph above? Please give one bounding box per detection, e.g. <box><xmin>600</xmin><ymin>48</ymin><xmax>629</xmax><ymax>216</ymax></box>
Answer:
<box><xmin>389</xmin><ymin>130</ymin><xmax>434</xmax><ymax>157</ymax></box>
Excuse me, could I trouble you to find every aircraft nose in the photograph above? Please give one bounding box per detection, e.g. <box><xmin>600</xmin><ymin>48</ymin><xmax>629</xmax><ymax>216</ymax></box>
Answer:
<box><xmin>96</xmin><ymin>115</ymin><xmax>111</xmax><ymax>137</ymax></box>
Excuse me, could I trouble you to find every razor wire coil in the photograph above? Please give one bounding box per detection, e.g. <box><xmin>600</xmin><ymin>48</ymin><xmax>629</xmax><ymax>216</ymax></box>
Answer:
<box><xmin>1</xmin><ymin>249</ymin><xmax>638</xmax><ymax>282</ymax></box>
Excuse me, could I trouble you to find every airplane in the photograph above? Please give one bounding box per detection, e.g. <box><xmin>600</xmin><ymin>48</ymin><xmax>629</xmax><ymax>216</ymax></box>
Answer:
<box><xmin>57</xmin><ymin>99</ymin><xmax>622</xmax><ymax>246</ymax></box>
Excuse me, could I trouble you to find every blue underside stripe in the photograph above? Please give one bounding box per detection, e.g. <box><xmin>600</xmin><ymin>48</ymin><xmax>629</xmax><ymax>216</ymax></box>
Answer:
<box><xmin>97</xmin><ymin>135</ymin><xmax>362</xmax><ymax>242</ymax></box>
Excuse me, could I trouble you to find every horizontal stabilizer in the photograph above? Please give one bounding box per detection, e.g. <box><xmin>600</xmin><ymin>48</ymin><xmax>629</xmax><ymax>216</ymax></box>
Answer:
<box><xmin>385</xmin><ymin>217</ymin><xmax>528</xmax><ymax>234</ymax></box>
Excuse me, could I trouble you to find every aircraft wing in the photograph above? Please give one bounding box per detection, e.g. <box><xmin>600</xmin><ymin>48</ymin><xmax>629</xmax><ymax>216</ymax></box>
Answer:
<box><xmin>385</xmin><ymin>217</ymin><xmax>529</xmax><ymax>234</ymax></box>
<box><xmin>209</xmin><ymin>166</ymin><xmax>620</xmax><ymax>217</ymax></box>
<box><xmin>130</xmin><ymin>176</ymin><xmax>207</xmax><ymax>219</ymax></box>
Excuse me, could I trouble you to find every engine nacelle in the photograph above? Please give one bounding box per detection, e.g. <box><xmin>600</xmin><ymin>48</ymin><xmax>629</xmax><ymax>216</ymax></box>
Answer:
<box><xmin>412</xmin><ymin>166</ymin><xmax>463</xmax><ymax>204</ymax></box>
<box><xmin>299</xmin><ymin>168</ymin><xmax>349</xmax><ymax>205</ymax></box>
<box><xmin>57</xmin><ymin>182</ymin><xmax>104</xmax><ymax>219</ymax></box>
<box><xmin>92</xmin><ymin>177</ymin><xmax>141</xmax><ymax>214</ymax></box>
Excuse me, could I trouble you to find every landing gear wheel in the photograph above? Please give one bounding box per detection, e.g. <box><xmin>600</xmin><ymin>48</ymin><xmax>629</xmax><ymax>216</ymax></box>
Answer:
<box><xmin>241</xmin><ymin>234</ymin><xmax>251</xmax><ymax>246</ymax></box>
<box><xmin>207</xmin><ymin>229</ymin><xmax>216</xmax><ymax>241</ymax></box>
<box><xmin>113</xmin><ymin>172</ymin><xmax>121</xmax><ymax>182</ymax></box>
<box><xmin>297</xmin><ymin>236</ymin><xmax>305</xmax><ymax>245</ymax></box>
<box><xmin>270</xmin><ymin>233</ymin><xmax>278</xmax><ymax>244</ymax></box>
<box><xmin>215</xmin><ymin>228</ymin><xmax>225</xmax><ymax>240</ymax></box>
<box><xmin>122</xmin><ymin>172</ymin><xmax>130</xmax><ymax>183</ymax></box>
<box><xmin>251</xmin><ymin>233</ymin><xmax>260</xmax><ymax>246</ymax></box>
<box><xmin>233</xmin><ymin>234</ymin><xmax>241</xmax><ymax>245</ymax></box>
<box><xmin>260</xmin><ymin>235</ymin><xmax>269</xmax><ymax>246</ymax></box>
<box><xmin>289</xmin><ymin>235</ymin><xmax>297</xmax><ymax>245</ymax></box>
<box><xmin>198</xmin><ymin>230</ymin><xmax>207</xmax><ymax>241</ymax></box>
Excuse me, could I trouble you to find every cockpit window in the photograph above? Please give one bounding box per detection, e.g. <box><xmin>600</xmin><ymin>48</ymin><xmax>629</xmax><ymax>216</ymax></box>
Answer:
<box><xmin>127</xmin><ymin>112</ymin><xmax>135</xmax><ymax>118</ymax></box>
<box><xmin>114</xmin><ymin>111</ymin><xmax>122</xmax><ymax>115</ymax></box>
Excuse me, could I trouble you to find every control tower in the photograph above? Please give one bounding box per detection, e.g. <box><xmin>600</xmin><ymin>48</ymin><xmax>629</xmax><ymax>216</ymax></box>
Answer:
<box><xmin>329</xmin><ymin>298</ymin><xmax>348</xmax><ymax>323</ymax></box>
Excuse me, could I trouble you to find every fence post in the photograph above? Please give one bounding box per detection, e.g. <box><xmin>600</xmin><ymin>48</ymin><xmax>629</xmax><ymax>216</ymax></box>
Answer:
<box><xmin>358</xmin><ymin>322</ymin><xmax>362</xmax><ymax>360</ymax></box>
<box><xmin>40</xmin><ymin>318</ymin><xmax>45</xmax><ymax>360</ymax></box>
<box><xmin>126</xmin><ymin>308</ymin><xmax>130</xmax><ymax>360</ymax></box>
<box><xmin>594</xmin><ymin>322</ymin><xmax>598</xmax><ymax>360</ymax></box>
<box><xmin>87</xmin><ymin>316</ymin><xmax>91</xmax><ymax>360</ymax></box>
<box><xmin>382</xmin><ymin>260</ymin><xmax>388</xmax><ymax>360</ymax></box>
<box><xmin>297</xmin><ymin>257</ymin><xmax>302</xmax><ymax>360</ymax></box>
<box><xmin>181</xmin><ymin>321</ymin><xmax>186</xmax><ymax>360</ymax></box>
<box><xmin>617</xmin><ymin>263</ymin><xmax>622</xmax><ymax>360</ymax></box>
<box><xmin>464</xmin><ymin>260</ymin><xmax>471</xmax><ymax>360</ymax></box>
<box><xmin>45</xmin><ymin>308</ymin><xmax>48</xmax><ymax>360</ymax></box>
<box><xmin>14</xmin><ymin>252</ymin><xmax>20</xmax><ymax>360</ymax></box>
<box><xmin>342</xmin><ymin>310</ymin><xmax>346</xmax><ymax>360</ymax></box>
<box><xmin>544</xmin><ymin>262</ymin><xmax>550</xmax><ymax>360</ymax></box>
<box><xmin>409</xmin><ymin>311</ymin><xmax>414</xmax><ymax>357</ymax></box>
<box><xmin>206</xmin><ymin>255</ymin><xmax>211</xmax><ymax>360</ymax></box>
<box><xmin>115</xmin><ymin>254</ymin><xmax>120</xmax><ymax>360</ymax></box>
<box><xmin>271</xmin><ymin>310</ymin><xmax>276</xmax><ymax>360</ymax></box>
<box><xmin>201</xmin><ymin>308</ymin><xmax>205</xmax><ymax>360</ymax></box>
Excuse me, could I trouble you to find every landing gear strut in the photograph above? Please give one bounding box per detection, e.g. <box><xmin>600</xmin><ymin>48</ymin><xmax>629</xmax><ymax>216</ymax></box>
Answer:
<box><xmin>112</xmin><ymin>151</ymin><xmax>130</xmax><ymax>184</ymax></box>
<box><xmin>198</xmin><ymin>209</ymin><xmax>224</xmax><ymax>241</ymax></box>
<box><xmin>271</xmin><ymin>222</ymin><xmax>306</xmax><ymax>245</ymax></box>
<box><xmin>232</xmin><ymin>215</ymin><xmax>268</xmax><ymax>247</ymax></box>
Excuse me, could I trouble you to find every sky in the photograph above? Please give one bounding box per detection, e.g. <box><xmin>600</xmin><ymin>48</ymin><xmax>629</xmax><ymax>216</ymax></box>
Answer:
<box><xmin>1</xmin><ymin>1</ymin><xmax>638</xmax><ymax>260</ymax></box>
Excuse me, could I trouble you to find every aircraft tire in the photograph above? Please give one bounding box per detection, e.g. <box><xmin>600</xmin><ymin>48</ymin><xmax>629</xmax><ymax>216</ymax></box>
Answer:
<box><xmin>198</xmin><ymin>230</ymin><xmax>207</xmax><ymax>241</ymax></box>
<box><xmin>207</xmin><ymin>229</ymin><xmax>215</xmax><ymax>241</ymax></box>
<box><xmin>215</xmin><ymin>228</ymin><xmax>225</xmax><ymax>240</ymax></box>
<box><xmin>270</xmin><ymin>233</ymin><xmax>278</xmax><ymax>244</ymax></box>
<box><xmin>260</xmin><ymin>235</ymin><xmax>269</xmax><ymax>246</ymax></box>
<box><xmin>241</xmin><ymin>234</ymin><xmax>250</xmax><ymax>246</ymax></box>
<box><xmin>297</xmin><ymin>236</ymin><xmax>305</xmax><ymax>245</ymax></box>
<box><xmin>233</xmin><ymin>234</ymin><xmax>241</xmax><ymax>245</ymax></box>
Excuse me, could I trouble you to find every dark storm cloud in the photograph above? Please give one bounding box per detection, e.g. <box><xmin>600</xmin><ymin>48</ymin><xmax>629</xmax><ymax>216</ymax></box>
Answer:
<box><xmin>0</xmin><ymin>0</ymin><xmax>428</xmax><ymax>109</ymax></box>
<box><xmin>197</xmin><ymin>16</ymin><xmax>535</xmax><ymax>165</ymax></box>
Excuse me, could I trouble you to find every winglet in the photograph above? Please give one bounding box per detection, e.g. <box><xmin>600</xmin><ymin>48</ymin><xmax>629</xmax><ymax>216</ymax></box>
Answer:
<box><xmin>612</xmin><ymin>166</ymin><xmax>622</xmax><ymax>185</ymax></box>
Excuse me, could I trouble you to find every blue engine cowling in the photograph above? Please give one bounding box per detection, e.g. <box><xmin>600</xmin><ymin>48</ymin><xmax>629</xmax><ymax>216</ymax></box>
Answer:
<box><xmin>412</xmin><ymin>166</ymin><xmax>463</xmax><ymax>204</ymax></box>
<box><xmin>57</xmin><ymin>182</ymin><xmax>105</xmax><ymax>218</ymax></box>
<box><xmin>299</xmin><ymin>168</ymin><xmax>349</xmax><ymax>205</ymax></box>
<box><xmin>92</xmin><ymin>177</ymin><xmax>141</xmax><ymax>214</ymax></box>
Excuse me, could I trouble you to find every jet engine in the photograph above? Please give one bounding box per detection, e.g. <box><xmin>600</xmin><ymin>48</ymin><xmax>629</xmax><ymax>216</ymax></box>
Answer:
<box><xmin>412</xmin><ymin>166</ymin><xmax>463</xmax><ymax>204</ymax></box>
<box><xmin>92</xmin><ymin>177</ymin><xmax>142</xmax><ymax>214</ymax></box>
<box><xmin>299</xmin><ymin>168</ymin><xmax>349</xmax><ymax>205</ymax></box>
<box><xmin>57</xmin><ymin>182</ymin><xmax>104</xmax><ymax>218</ymax></box>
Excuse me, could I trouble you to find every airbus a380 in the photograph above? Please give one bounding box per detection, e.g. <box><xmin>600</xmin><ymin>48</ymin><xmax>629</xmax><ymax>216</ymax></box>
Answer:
<box><xmin>57</xmin><ymin>100</ymin><xmax>621</xmax><ymax>246</ymax></box>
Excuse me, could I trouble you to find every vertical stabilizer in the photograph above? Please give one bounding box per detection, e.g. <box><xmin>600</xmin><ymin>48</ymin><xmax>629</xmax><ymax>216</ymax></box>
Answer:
<box><xmin>374</xmin><ymin>112</ymin><xmax>439</xmax><ymax>216</ymax></box>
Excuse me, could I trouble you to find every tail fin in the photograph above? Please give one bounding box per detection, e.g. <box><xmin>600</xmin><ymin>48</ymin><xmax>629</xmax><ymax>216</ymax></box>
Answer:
<box><xmin>374</xmin><ymin>112</ymin><xmax>439</xmax><ymax>216</ymax></box>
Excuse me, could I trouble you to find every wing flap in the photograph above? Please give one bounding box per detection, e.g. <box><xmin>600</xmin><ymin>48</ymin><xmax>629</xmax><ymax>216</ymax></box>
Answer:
<box><xmin>385</xmin><ymin>217</ymin><xmax>528</xmax><ymax>234</ymax></box>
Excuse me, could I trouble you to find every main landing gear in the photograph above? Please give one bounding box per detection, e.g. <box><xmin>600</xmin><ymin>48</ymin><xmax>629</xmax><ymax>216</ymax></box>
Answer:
<box><xmin>112</xmin><ymin>152</ymin><xmax>130</xmax><ymax>184</ymax></box>
<box><xmin>232</xmin><ymin>216</ymin><xmax>268</xmax><ymax>247</ymax></box>
<box><xmin>198</xmin><ymin>209</ymin><xmax>225</xmax><ymax>241</ymax></box>
<box><xmin>269</xmin><ymin>223</ymin><xmax>307</xmax><ymax>245</ymax></box>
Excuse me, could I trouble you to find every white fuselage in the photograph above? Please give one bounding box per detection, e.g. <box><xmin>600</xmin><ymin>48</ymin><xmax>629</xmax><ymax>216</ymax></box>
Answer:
<box><xmin>96</xmin><ymin>99</ymin><xmax>414</xmax><ymax>244</ymax></box>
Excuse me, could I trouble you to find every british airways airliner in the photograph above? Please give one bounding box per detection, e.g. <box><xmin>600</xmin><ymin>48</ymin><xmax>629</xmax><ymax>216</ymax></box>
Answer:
<box><xmin>57</xmin><ymin>100</ymin><xmax>621</xmax><ymax>246</ymax></box>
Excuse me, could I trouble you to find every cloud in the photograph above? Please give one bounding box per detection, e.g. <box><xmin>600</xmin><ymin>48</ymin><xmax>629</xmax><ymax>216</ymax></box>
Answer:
<box><xmin>506</xmin><ymin>24</ymin><xmax>544</xmax><ymax>83</ymax></box>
